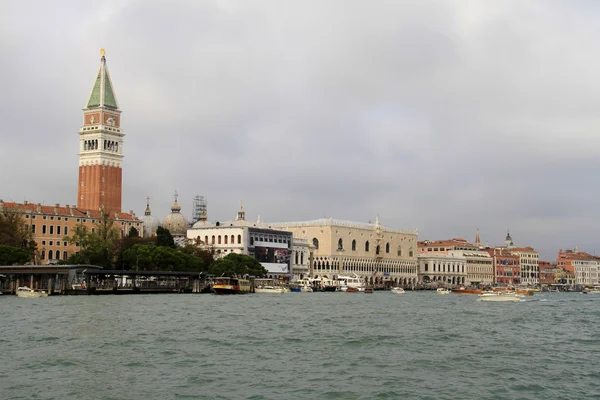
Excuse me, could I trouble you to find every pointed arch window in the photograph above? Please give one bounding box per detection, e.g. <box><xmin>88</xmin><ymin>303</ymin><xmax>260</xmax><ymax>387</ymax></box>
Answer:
<box><xmin>365</xmin><ymin>241</ymin><xmax>370</xmax><ymax>252</ymax></box>
<box><xmin>211</xmin><ymin>235</ymin><xmax>215</xmax><ymax>245</ymax></box>
<box><xmin>312</xmin><ymin>238</ymin><xmax>319</xmax><ymax>249</ymax></box>
<box><xmin>352</xmin><ymin>240</ymin><xmax>356</xmax><ymax>251</ymax></box>
<box><xmin>376</xmin><ymin>245</ymin><xmax>380</xmax><ymax>255</ymax></box>
<box><xmin>224</xmin><ymin>235</ymin><xmax>228</xmax><ymax>244</ymax></box>
<box><xmin>237</xmin><ymin>235</ymin><xmax>242</xmax><ymax>244</ymax></box>
<box><xmin>337</xmin><ymin>238</ymin><xmax>343</xmax><ymax>251</ymax></box>
<box><xmin>385</xmin><ymin>243</ymin><xmax>390</xmax><ymax>253</ymax></box>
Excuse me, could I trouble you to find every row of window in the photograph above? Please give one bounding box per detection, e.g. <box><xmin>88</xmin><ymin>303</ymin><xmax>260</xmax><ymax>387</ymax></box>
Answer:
<box><xmin>198</xmin><ymin>235</ymin><xmax>243</xmax><ymax>245</ymax></box>
<box><xmin>41</xmin><ymin>240</ymin><xmax>68</xmax><ymax>247</ymax></box>
<box><xmin>40</xmin><ymin>250</ymin><xmax>68</xmax><ymax>261</ymax></box>
<box><xmin>313</xmin><ymin>238</ymin><xmax>414</xmax><ymax>257</ymax></box>
<box><xmin>294</xmin><ymin>251</ymin><xmax>305</xmax><ymax>265</ymax></box>
<box><xmin>423</xmin><ymin>263</ymin><xmax>466</xmax><ymax>273</ymax></box>
<box><xmin>33</xmin><ymin>225</ymin><xmax>69</xmax><ymax>236</ymax></box>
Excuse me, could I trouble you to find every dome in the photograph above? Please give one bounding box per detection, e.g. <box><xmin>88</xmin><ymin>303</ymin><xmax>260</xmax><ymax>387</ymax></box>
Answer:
<box><xmin>141</xmin><ymin>197</ymin><xmax>161</xmax><ymax>237</ymax></box>
<box><xmin>192</xmin><ymin>219</ymin><xmax>210</xmax><ymax>229</ymax></box>
<box><xmin>162</xmin><ymin>192</ymin><xmax>189</xmax><ymax>236</ymax></box>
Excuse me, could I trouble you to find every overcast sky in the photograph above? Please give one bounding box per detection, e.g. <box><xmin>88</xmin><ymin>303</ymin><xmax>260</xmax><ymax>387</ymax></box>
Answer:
<box><xmin>2</xmin><ymin>0</ymin><xmax>600</xmax><ymax>260</ymax></box>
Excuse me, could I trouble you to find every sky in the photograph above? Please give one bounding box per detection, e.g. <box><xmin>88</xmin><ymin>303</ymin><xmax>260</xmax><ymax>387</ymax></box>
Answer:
<box><xmin>1</xmin><ymin>0</ymin><xmax>600</xmax><ymax>260</ymax></box>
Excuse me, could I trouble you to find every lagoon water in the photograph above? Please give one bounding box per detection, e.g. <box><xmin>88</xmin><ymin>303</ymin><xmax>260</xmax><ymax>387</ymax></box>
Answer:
<box><xmin>1</xmin><ymin>292</ymin><xmax>599</xmax><ymax>400</ymax></box>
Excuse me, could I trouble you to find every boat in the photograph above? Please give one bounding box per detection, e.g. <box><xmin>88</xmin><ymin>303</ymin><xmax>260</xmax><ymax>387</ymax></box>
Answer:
<box><xmin>391</xmin><ymin>287</ymin><xmax>406</xmax><ymax>294</ymax></box>
<box><xmin>16</xmin><ymin>286</ymin><xmax>48</xmax><ymax>298</ymax></box>
<box><xmin>452</xmin><ymin>287</ymin><xmax>484</xmax><ymax>294</ymax></box>
<box><xmin>345</xmin><ymin>287</ymin><xmax>359</xmax><ymax>293</ymax></box>
<box><xmin>436</xmin><ymin>288</ymin><xmax>451</xmax><ymax>295</ymax></box>
<box><xmin>583</xmin><ymin>286</ymin><xmax>600</xmax><ymax>294</ymax></box>
<box><xmin>364</xmin><ymin>288</ymin><xmax>374</xmax><ymax>293</ymax></box>
<box><xmin>300</xmin><ymin>284</ymin><xmax>313</xmax><ymax>293</ymax></box>
<box><xmin>478</xmin><ymin>292</ymin><xmax>521</xmax><ymax>302</ymax></box>
<box><xmin>337</xmin><ymin>274</ymin><xmax>365</xmax><ymax>292</ymax></box>
<box><xmin>254</xmin><ymin>285</ymin><xmax>285</xmax><ymax>294</ymax></box>
<box><xmin>212</xmin><ymin>277</ymin><xmax>251</xmax><ymax>295</ymax></box>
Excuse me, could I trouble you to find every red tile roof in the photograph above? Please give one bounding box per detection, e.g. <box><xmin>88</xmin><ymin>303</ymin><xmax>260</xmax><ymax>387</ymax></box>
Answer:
<box><xmin>1</xmin><ymin>201</ymin><xmax>137</xmax><ymax>221</ymax></box>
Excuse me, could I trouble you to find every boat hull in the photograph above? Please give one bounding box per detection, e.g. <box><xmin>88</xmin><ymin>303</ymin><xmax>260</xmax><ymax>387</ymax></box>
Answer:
<box><xmin>255</xmin><ymin>287</ymin><xmax>285</xmax><ymax>294</ymax></box>
<box><xmin>16</xmin><ymin>287</ymin><xmax>48</xmax><ymax>298</ymax></box>
<box><xmin>453</xmin><ymin>289</ymin><xmax>484</xmax><ymax>294</ymax></box>
<box><xmin>479</xmin><ymin>293</ymin><xmax>520</xmax><ymax>302</ymax></box>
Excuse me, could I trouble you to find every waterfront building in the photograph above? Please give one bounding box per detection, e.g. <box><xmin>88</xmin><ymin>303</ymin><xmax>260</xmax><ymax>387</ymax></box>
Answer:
<box><xmin>187</xmin><ymin>204</ymin><xmax>293</xmax><ymax>279</ymax></box>
<box><xmin>291</xmin><ymin>237</ymin><xmax>310</xmax><ymax>280</ymax></box>
<box><xmin>162</xmin><ymin>192</ymin><xmax>189</xmax><ymax>238</ymax></box>
<box><xmin>77</xmin><ymin>49</ymin><xmax>124</xmax><ymax>215</ymax></box>
<box><xmin>141</xmin><ymin>197</ymin><xmax>161</xmax><ymax>238</ymax></box>
<box><xmin>269</xmin><ymin>217</ymin><xmax>419</xmax><ymax>287</ymax></box>
<box><xmin>538</xmin><ymin>261</ymin><xmax>558</xmax><ymax>286</ymax></box>
<box><xmin>418</xmin><ymin>238</ymin><xmax>493</xmax><ymax>285</ymax></box>
<box><xmin>0</xmin><ymin>200</ymin><xmax>140</xmax><ymax>264</ymax></box>
<box><xmin>554</xmin><ymin>267</ymin><xmax>576</xmax><ymax>286</ymax></box>
<box><xmin>510</xmin><ymin>247</ymin><xmax>539</xmax><ymax>286</ymax></box>
<box><xmin>556</xmin><ymin>248</ymin><xmax>599</xmax><ymax>286</ymax></box>
<box><xmin>486</xmin><ymin>249</ymin><xmax>520</xmax><ymax>286</ymax></box>
<box><xmin>417</xmin><ymin>251</ymin><xmax>467</xmax><ymax>286</ymax></box>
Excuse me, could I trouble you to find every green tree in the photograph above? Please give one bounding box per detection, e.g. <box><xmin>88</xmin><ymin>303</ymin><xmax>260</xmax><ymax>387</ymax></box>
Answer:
<box><xmin>0</xmin><ymin>210</ymin><xmax>36</xmax><ymax>264</ymax></box>
<box><xmin>0</xmin><ymin>244</ymin><xmax>32</xmax><ymax>265</ymax></box>
<box><xmin>156</xmin><ymin>226</ymin><xmax>175</xmax><ymax>248</ymax></box>
<box><xmin>121</xmin><ymin>244</ymin><xmax>207</xmax><ymax>272</ymax></box>
<box><xmin>209</xmin><ymin>253</ymin><xmax>268</xmax><ymax>277</ymax></box>
<box><xmin>64</xmin><ymin>213</ymin><xmax>121</xmax><ymax>268</ymax></box>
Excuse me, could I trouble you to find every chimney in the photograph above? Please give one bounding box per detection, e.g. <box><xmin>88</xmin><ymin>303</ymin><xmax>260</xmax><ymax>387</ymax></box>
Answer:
<box><xmin>37</xmin><ymin>203</ymin><xmax>41</xmax><ymax>213</ymax></box>
<box><xmin>24</xmin><ymin>200</ymin><xmax>28</xmax><ymax>205</ymax></box>
<box><xmin>54</xmin><ymin>203</ymin><xmax>59</xmax><ymax>215</ymax></box>
<box><xmin>86</xmin><ymin>210</ymin><xmax>91</xmax><ymax>217</ymax></box>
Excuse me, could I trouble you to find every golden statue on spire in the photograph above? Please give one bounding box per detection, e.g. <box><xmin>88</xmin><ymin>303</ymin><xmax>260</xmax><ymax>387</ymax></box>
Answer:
<box><xmin>100</xmin><ymin>48</ymin><xmax>105</xmax><ymax>57</ymax></box>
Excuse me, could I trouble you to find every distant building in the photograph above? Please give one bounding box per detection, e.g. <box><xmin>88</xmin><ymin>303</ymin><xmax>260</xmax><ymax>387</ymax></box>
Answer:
<box><xmin>417</xmin><ymin>251</ymin><xmax>467</xmax><ymax>286</ymax></box>
<box><xmin>0</xmin><ymin>201</ymin><xmax>140</xmax><ymax>264</ymax></box>
<box><xmin>418</xmin><ymin>238</ymin><xmax>493</xmax><ymax>286</ymax></box>
<box><xmin>141</xmin><ymin>196</ymin><xmax>161</xmax><ymax>238</ymax></box>
<box><xmin>510</xmin><ymin>247</ymin><xmax>539</xmax><ymax>286</ymax></box>
<box><xmin>485</xmin><ymin>248</ymin><xmax>520</xmax><ymax>286</ymax></box>
<box><xmin>187</xmin><ymin>204</ymin><xmax>294</xmax><ymax>279</ymax></box>
<box><xmin>556</xmin><ymin>248</ymin><xmax>599</xmax><ymax>286</ymax></box>
<box><xmin>270</xmin><ymin>216</ymin><xmax>419</xmax><ymax>287</ymax></box>
<box><xmin>538</xmin><ymin>261</ymin><xmax>557</xmax><ymax>286</ymax></box>
<box><xmin>162</xmin><ymin>192</ymin><xmax>189</xmax><ymax>238</ymax></box>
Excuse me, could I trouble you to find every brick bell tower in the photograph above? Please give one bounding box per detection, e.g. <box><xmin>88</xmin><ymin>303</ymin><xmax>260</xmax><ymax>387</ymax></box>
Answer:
<box><xmin>77</xmin><ymin>49</ymin><xmax>124</xmax><ymax>215</ymax></box>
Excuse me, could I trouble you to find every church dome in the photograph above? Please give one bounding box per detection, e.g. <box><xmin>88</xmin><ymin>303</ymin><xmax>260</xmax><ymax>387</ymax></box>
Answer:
<box><xmin>141</xmin><ymin>197</ymin><xmax>161</xmax><ymax>237</ymax></box>
<box><xmin>162</xmin><ymin>192</ymin><xmax>189</xmax><ymax>236</ymax></box>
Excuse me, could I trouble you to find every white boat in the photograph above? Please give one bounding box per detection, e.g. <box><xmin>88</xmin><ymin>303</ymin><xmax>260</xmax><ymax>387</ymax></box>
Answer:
<box><xmin>16</xmin><ymin>286</ymin><xmax>48</xmax><ymax>298</ymax></box>
<box><xmin>436</xmin><ymin>288</ymin><xmax>451</xmax><ymax>295</ymax></box>
<box><xmin>300</xmin><ymin>285</ymin><xmax>313</xmax><ymax>293</ymax></box>
<box><xmin>391</xmin><ymin>287</ymin><xmax>405</xmax><ymax>294</ymax></box>
<box><xmin>583</xmin><ymin>286</ymin><xmax>600</xmax><ymax>294</ymax></box>
<box><xmin>254</xmin><ymin>285</ymin><xmax>285</xmax><ymax>294</ymax></box>
<box><xmin>337</xmin><ymin>274</ymin><xmax>365</xmax><ymax>292</ymax></box>
<box><xmin>478</xmin><ymin>292</ymin><xmax>520</xmax><ymax>302</ymax></box>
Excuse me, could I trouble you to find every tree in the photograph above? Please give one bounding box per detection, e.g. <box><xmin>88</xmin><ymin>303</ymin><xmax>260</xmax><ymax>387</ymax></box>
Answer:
<box><xmin>0</xmin><ymin>244</ymin><xmax>32</xmax><ymax>265</ymax></box>
<box><xmin>209</xmin><ymin>253</ymin><xmax>268</xmax><ymax>277</ymax></box>
<box><xmin>120</xmin><ymin>244</ymin><xmax>207</xmax><ymax>272</ymax></box>
<box><xmin>0</xmin><ymin>210</ymin><xmax>36</xmax><ymax>264</ymax></box>
<box><xmin>64</xmin><ymin>213</ymin><xmax>121</xmax><ymax>268</ymax></box>
<box><xmin>156</xmin><ymin>226</ymin><xmax>175</xmax><ymax>248</ymax></box>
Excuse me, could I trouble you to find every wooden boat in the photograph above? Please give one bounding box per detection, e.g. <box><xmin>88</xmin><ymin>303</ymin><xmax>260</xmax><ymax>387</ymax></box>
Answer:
<box><xmin>345</xmin><ymin>287</ymin><xmax>359</xmax><ymax>293</ymax></box>
<box><xmin>212</xmin><ymin>277</ymin><xmax>250</xmax><ymax>295</ymax></box>
<box><xmin>452</xmin><ymin>287</ymin><xmax>484</xmax><ymax>294</ymax></box>
<box><xmin>364</xmin><ymin>288</ymin><xmax>374</xmax><ymax>293</ymax></box>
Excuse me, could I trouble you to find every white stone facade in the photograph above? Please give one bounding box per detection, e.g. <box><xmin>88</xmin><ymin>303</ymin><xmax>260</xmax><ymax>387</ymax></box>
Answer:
<box><xmin>270</xmin><ymin>218</ymin><xmax>419</xmax><ymax>286</ymax></box>
<box><xmin>418</xmin><ymin>251</ymin><xmax>467</xmax><ymax>285</ymax></box>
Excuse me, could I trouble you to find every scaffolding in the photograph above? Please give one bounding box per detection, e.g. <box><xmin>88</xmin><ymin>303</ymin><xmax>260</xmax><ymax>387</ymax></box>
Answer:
<box><xmin>191</xmin><ymin>195</ymin><xmax>207</xmax><ymax>224</ymax></box>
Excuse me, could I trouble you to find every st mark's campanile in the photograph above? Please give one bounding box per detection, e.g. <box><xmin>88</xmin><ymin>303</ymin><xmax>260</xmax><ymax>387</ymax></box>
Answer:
<box><xmin>77</xmin><ymin>49</ymin><xmax>124</xmax><ymax>215</ymax></box>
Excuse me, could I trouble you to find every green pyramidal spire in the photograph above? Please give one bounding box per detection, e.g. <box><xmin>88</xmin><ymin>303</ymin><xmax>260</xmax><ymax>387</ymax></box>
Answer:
<box><xmin>86</xmin><ymin>49</ymin><xmax>119</xmax><ymax>110</ymax></box>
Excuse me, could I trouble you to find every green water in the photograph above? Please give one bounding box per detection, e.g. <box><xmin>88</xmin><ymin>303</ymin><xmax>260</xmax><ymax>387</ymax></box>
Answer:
<box><xmin>0</xmin><ymin>292</ymin><xmax>598</xmax><ymax>399</ymax></box>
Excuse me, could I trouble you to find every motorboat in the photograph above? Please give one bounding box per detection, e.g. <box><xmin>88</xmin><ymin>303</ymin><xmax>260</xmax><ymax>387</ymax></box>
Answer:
<box><xmin>300</xmin><ymin>285</ymin><xmax>313</xmax><ymax>293</ymax></box>
<box><xmin>16</xmin><ymin>286</ymin><xmax>48</xmax><ymax>298</ymax></box>
<box><xmin>391</xmin><ymin>287</ymin><xmax>406</xmax><ymax>294</ymax></box>
<box><xmin>478</xmin><ymin>292</ymin><xmax>521</xmax><ymax>302</ymax></box>
<box><xmin>452</xmin><ymin>287</ymin><xmax>484</xmax><ymax>294</ymax></box>
<box><xmin>254</xmin><ymin>285</ymin><xmax>285</xmax><ymax>294</ymax></box>
<box><xmin>212</xmin><ymin>277</ymin><xmax>251</xmax><ymax>295</ymax></box>
<box><xmin>436</xmin><ymin>288</ymin><xmax>451</xmax><ymax>295</ymax></box>
<box><xmin>364</xmin><ymin>288</ymin><xmax>374</xmax><ymax>293</ymax></box>
<box><xmin>583</xmin><ymin>286</ymin><xmax>600</xmax><ymax>294</ymax></box>
<box><xmin>337</xmin><ymin>274</ymin><xmax>365</xmax><ymax>292</ymax></box>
